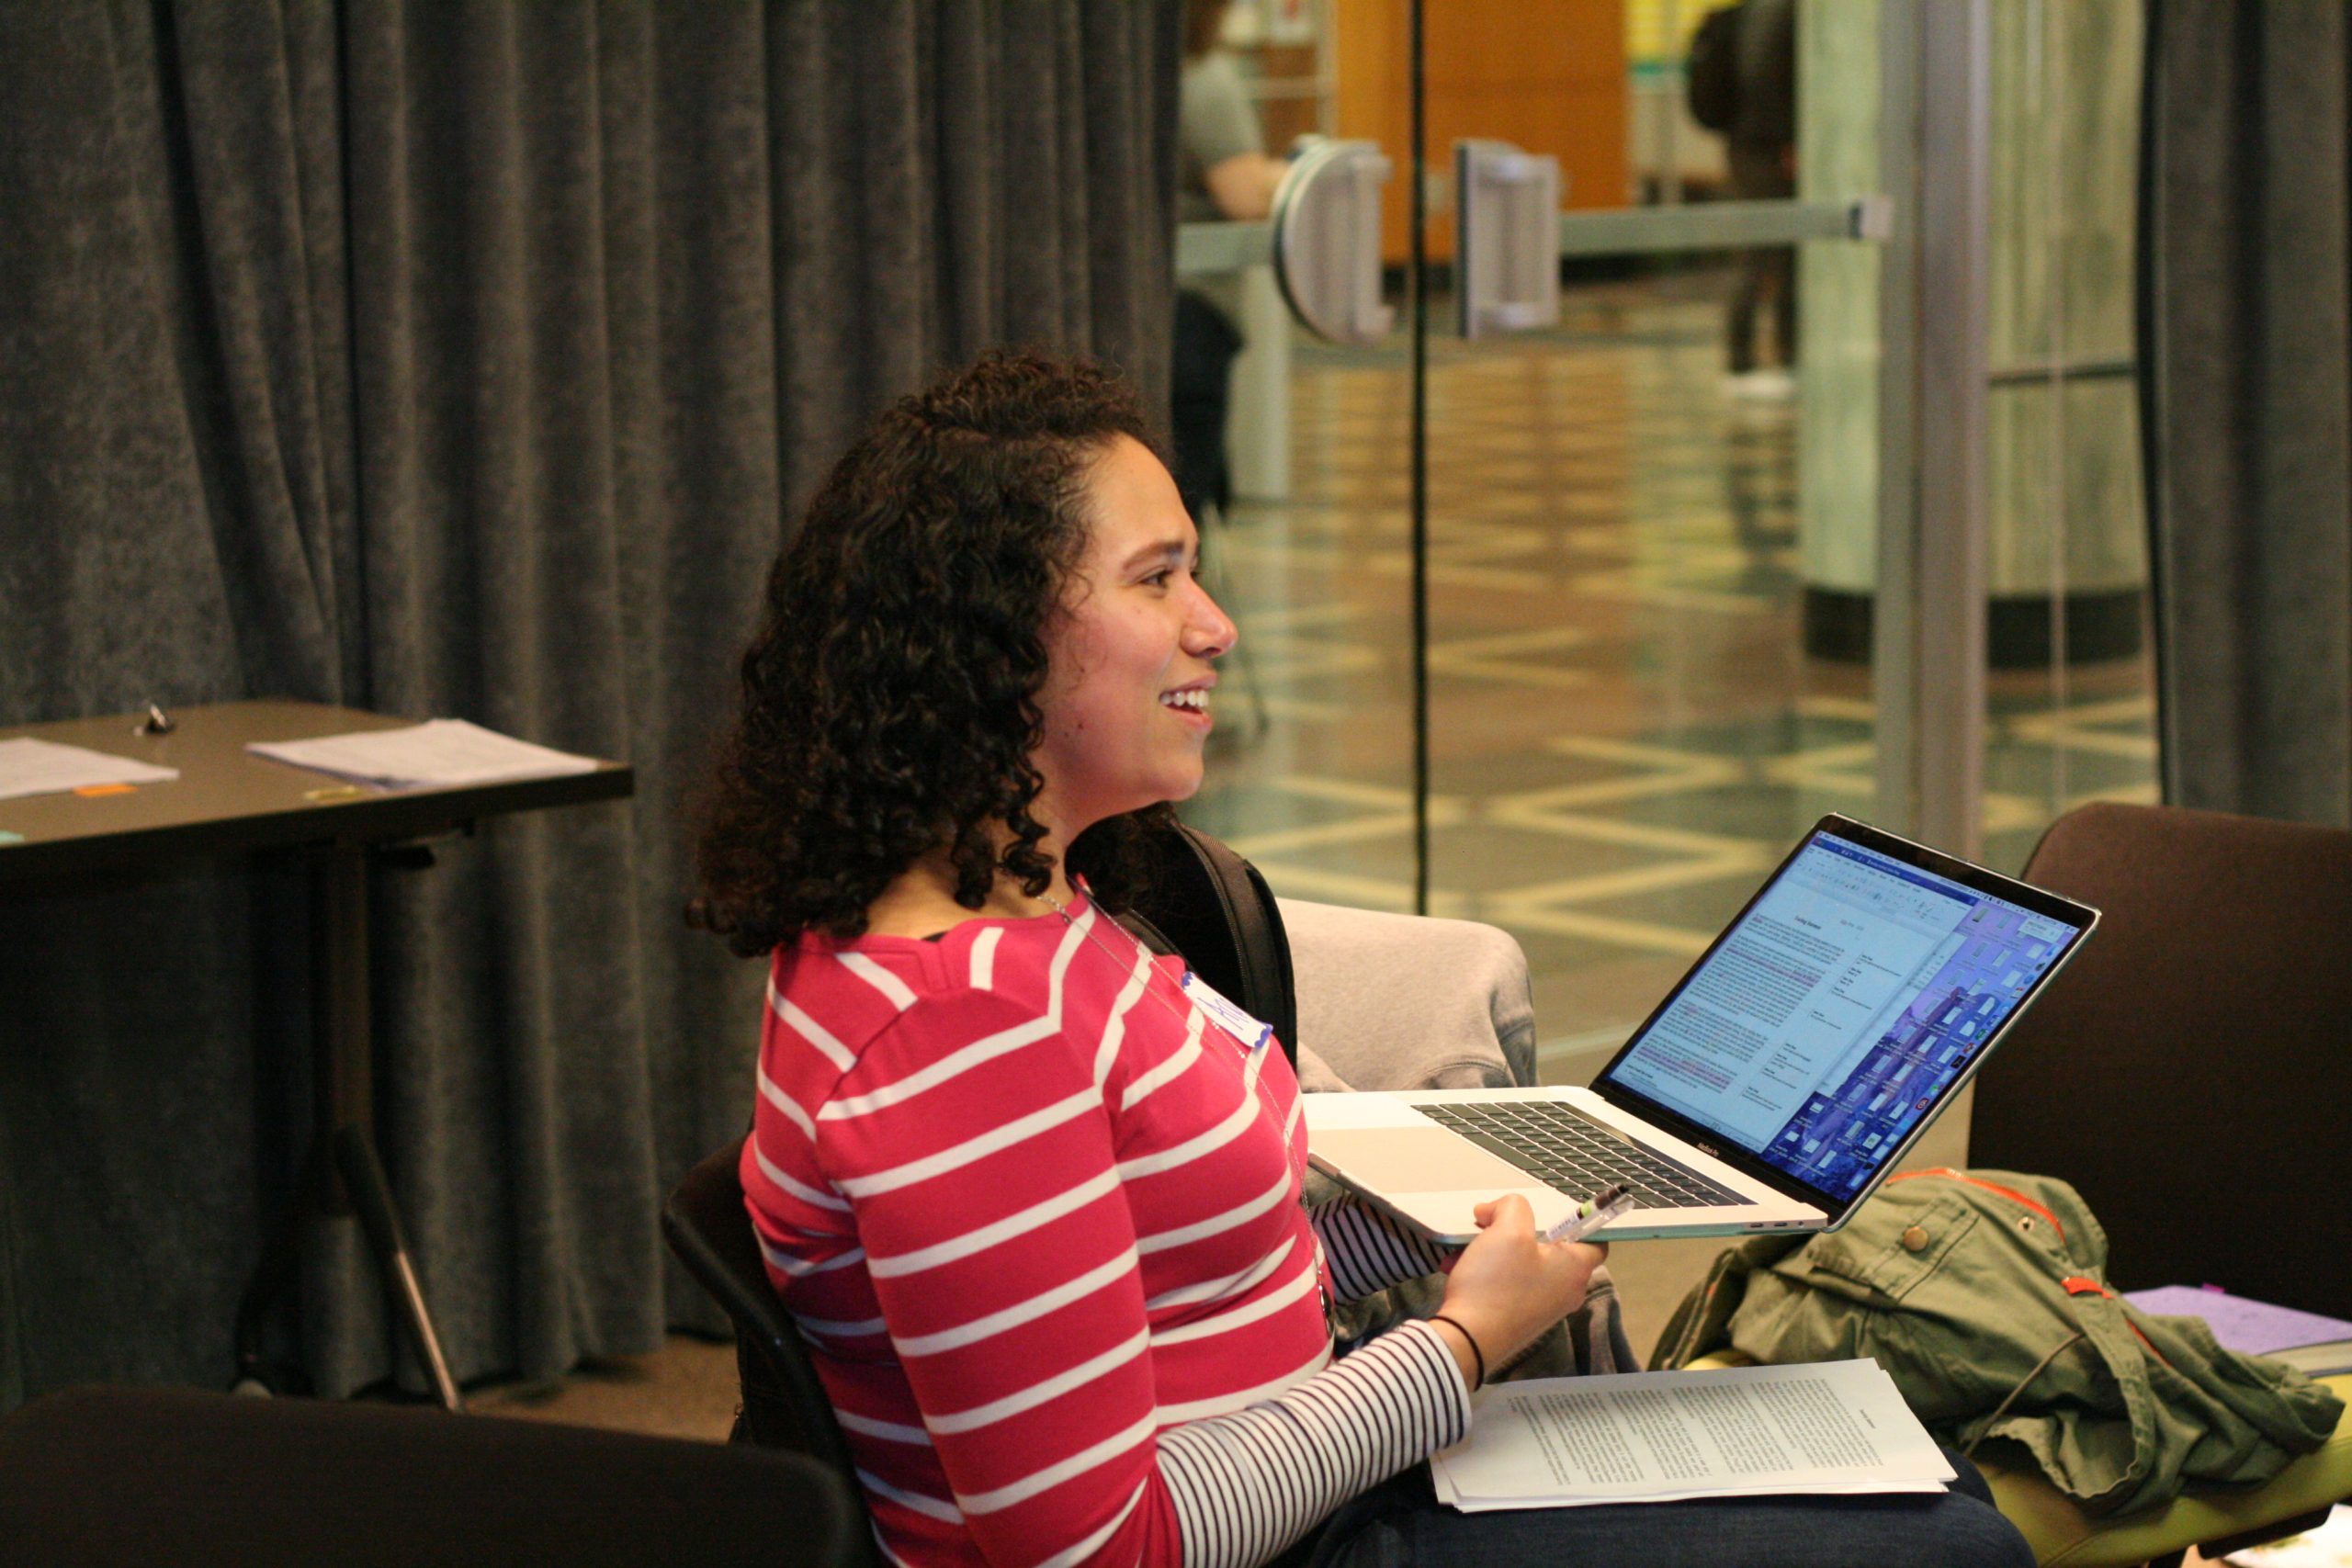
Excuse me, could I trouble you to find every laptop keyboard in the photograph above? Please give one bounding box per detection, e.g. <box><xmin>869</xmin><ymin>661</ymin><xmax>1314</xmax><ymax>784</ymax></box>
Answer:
<box><xmin>1420</xmin><ymin>1100</ymin><xmax>1750</xmax><ymax>1212</ymax></box>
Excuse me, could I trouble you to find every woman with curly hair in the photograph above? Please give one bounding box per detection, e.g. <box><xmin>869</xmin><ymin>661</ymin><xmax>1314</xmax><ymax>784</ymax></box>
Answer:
<box><xmin>697</xmin><ymin>351</ymin><xmax>2032</xmax><ymax>1568</ymax></box>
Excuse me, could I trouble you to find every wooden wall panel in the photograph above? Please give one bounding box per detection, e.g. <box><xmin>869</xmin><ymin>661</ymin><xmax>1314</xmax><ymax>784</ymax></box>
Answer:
<box><xmin>1255</xmin><ymin>42</ymin><xmax>1323</xmax><ymax>150</ymax></box>
<box><xmin>1336</xmin><ymin>0</ymin><xmax>1628</xmax><ymax>264</ymax></box>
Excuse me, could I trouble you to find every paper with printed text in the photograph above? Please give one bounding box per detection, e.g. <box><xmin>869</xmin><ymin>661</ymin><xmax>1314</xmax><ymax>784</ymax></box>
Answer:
<box><xmin>1430</xmin><ymin>1359</ymin><xmax>1952</xmax><ymax>1511</ymax></box>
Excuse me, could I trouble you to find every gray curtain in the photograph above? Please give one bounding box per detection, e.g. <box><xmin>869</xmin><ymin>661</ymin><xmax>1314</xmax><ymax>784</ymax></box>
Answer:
<box><xmin>0</xmin><ymin>0</ymin><xmax>1180</xmax><ymax>1405</ymax></box>
<box><xmin>2141</xmin><ymin>1</ymin><xmax>2352</xmax><ymax>827</ymax></box>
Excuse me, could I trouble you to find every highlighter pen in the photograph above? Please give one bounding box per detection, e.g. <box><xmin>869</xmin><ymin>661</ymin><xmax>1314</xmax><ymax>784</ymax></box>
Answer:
<box><xmin>1543</xmin><ymin>1181</ymin><xmax>1635</xmax><ymax>1246</ymax></box>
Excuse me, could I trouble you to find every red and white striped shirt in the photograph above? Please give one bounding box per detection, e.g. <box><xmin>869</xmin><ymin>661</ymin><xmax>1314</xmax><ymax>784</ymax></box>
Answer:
<box><xmin>745</xmin><ymin>894</ymin><xmax>1466</xmax><ymax>1568</ymax></box>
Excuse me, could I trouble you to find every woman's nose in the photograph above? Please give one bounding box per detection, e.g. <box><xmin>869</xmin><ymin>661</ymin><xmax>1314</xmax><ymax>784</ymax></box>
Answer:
<box><xmin>1186</xmin><ymin>582</ymin><xmax>1238</xmax><ymax>658</ymax></box>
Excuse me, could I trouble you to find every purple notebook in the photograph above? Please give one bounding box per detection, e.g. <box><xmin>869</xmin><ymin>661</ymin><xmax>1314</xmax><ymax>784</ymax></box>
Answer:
<box><xmin>2123</xmin><ymin>1285</ymin><xmax>2352</xmax><ymax>1356</ymax></box>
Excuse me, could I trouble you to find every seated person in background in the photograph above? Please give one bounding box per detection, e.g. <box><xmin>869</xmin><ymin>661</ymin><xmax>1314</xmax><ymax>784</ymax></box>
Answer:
<box><xmin>694</xmin><ymin>351</ymin><xmax>2033</xmax><ymax>1568</ymax></box>
<box><xmin>1182</xmin><ymin>0</ymin><xmax>1286</xmax><ymax>226</ymax></box>
<box><xmin>1171</xmin><ymin>0</ymin><xmax>1287</xmax><ymax>521</ymax></box>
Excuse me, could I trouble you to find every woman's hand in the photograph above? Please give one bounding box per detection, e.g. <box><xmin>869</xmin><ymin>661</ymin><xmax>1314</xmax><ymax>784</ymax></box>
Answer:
<box><xmin>1427</xmin><ymin>1195</ymin><xmax>1605</xmax><ymax>1388</ymax></box>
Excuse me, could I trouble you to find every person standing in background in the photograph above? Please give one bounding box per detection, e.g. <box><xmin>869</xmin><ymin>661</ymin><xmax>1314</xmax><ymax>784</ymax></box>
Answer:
<box><xmin>1172</xmin><ymin>0</ymin><xmax>1290</xmax><ymax>523</ymax></box>
<box><xmin>1704</xmin><ymin>0</ymin><xmax>1797</xmax><ymax>398</ymax></box>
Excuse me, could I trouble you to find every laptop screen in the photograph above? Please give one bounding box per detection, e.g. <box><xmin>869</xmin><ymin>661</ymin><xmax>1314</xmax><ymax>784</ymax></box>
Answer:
<box><xmin>1596</xmin><ymin>827</ymin><xmax>2087</xmax><ymax>1201</ymax></box>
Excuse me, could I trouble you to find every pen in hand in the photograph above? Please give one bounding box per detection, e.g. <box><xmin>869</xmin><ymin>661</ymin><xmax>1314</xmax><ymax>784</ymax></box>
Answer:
<box><xmin>1543</xmin><ymin>1181</ymin><xmax>1635</xmax><ymax>1245</ymax></box>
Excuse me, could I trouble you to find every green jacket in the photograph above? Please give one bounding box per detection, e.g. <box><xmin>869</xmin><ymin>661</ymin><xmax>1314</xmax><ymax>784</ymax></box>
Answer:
<box><xmin>1652</xmin><ymin>1168</ymin><xmax>2344</xmax><ymax>1517</ymax></box>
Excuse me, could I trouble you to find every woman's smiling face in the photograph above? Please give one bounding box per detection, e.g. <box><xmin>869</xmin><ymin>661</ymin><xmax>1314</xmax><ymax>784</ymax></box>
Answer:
<box><xmin>1029</xmin><ymin>434</ymin><xmax>1238</xmax><ymax>841</ymax></box>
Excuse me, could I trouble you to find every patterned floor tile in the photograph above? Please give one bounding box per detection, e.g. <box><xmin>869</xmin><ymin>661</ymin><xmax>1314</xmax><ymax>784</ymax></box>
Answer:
<box><xmin>1190</xmin><ymin>273</ymin><xmax>2159</xmax><ymax>1061</ymax></box>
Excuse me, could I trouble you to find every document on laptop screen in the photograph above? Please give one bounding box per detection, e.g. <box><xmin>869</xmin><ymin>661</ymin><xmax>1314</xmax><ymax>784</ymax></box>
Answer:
<box><xmin>1600</xmin><ymin>834</ymin><xmax>2083</xmax><ymax>1192</ymax></box>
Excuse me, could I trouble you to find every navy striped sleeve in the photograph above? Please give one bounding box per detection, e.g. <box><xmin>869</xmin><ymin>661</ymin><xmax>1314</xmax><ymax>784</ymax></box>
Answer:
<box><xmin>1307</xmin><ymin>1194</ymin><xmax>1453</xmax><ymax>1302</ymax></box>
<box><xmin>1156</xmin><ymin>1320</ymin><xmax>1470</xmax><ymax>1568</ymax></box>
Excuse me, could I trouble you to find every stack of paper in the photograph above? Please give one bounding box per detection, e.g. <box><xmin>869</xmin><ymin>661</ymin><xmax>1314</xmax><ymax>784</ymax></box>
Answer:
<box><xmin>2125</xmin><ymin>1286</ymin><xmax>2352</xmax><ymax>1378</ymax></box>
<box><xmin>246</xmin><ymin>719</ymin><xmax>600</xmax><ymax>790</ymax></box>
<box><xmin>0</xmin><ymin>738</ymin><xmax>180</xmax><ymax>802</ymax></box>
<box><xmin>1430</xmin><ymin>1359</ymin><xmax>1954</xmax><ymax>1511</ymax></box>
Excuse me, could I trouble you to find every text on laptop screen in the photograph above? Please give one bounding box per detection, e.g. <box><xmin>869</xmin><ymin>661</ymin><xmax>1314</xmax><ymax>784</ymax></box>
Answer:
<box><xmin>1598</xmin><ymin>833</ymin><xmax>2085</xmax><ymax>1196</ymax></box>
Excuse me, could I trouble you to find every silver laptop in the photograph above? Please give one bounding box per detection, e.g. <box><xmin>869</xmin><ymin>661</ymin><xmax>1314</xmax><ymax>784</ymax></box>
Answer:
<box><xmin>1305</xmin><ymin>815</ymin><xmax>2099</xmax><ymax>1243</ymax></box>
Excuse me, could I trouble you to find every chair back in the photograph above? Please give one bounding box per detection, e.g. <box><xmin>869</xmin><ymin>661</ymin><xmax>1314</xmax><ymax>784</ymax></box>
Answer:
<box><xmin>662</xmin><ymin>1140</ymin><xmax>868</xmax><ymax>1486</ymax></box>
<box><xmin>1969</xmin><ymin>802</ymin><xmax>2352</xmax><ymax>1319</ymax></box>
<box><xmin>0</xmin><ymin>1384</ymin><xmax>864</xmax><ymax>1567</ymax></box>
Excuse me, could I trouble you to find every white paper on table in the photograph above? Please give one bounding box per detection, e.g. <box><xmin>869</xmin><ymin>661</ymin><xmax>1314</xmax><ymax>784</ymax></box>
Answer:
<box><xmin>0</xmin><ymin>738</ymin><xmax>180</xmax><ymax>801</ymax></box>
<box><xmin>245</xmin><ymin>719</ymin><xmax>600</xmax><ymax>790</ymax></box>
<box><xmin>1430</xmin><ymin>1359</ymin><xmax>1953</xmax><ymax>1511</ymax></box>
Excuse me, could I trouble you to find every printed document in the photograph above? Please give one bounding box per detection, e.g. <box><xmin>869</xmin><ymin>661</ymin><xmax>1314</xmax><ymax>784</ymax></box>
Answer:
<box><xmin>0</xmin><ymin>739</ymin><xmax>180</xmax><ymax>802</ymax></box>
<box><xmin>1430</xmin><ymin>1359</ymin><xmax>1953</xmax><ymax>1511</ymax></box>
<box><xmin>246</xmin><ymin>720</ymin><xmax>600</xmax><ymax>790</ymax></box>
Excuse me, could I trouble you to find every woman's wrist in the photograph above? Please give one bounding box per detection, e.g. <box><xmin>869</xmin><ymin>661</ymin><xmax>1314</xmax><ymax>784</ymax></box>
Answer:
<box><xmin>1425</xmin><ymin>1314</ymin><xmax>1486</xmax><ymax>1392</ymax></box>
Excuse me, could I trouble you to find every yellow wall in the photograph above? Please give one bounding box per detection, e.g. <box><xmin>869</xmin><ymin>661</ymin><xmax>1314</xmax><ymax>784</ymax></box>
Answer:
<box><xmin>1625</xmin><ymin>0</ymin><xmax>1733</xmax><ymax>66</ymax></box>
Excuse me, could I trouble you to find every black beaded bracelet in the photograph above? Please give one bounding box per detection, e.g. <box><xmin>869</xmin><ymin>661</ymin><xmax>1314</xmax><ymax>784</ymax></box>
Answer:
<box><xmin>1427</xmin><ymin>1314</ymin><xmax>1486</xmax><ymax>1390</ymax></box>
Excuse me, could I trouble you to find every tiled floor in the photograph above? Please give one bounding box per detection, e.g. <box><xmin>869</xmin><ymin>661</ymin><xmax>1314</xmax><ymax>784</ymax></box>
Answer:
<box><xmin>1188</xmin><ymin>268</ymin><xmax>2159</xmax><ymax>1088</ymax></box>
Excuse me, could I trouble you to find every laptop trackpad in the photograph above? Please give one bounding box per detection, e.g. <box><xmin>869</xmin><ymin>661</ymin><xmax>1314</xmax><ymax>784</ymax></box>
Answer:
<box><xmin>1314</xmin><ymin>1126</ymin><xmax>1533</xmax><ymax>1192</ymax></box>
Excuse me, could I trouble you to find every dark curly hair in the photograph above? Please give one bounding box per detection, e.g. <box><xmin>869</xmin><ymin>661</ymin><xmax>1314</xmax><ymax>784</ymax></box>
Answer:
<box><xmin>695</xmin><ymin>350</ymin><xmax>1179</xmax><ymax>955</ymax></box>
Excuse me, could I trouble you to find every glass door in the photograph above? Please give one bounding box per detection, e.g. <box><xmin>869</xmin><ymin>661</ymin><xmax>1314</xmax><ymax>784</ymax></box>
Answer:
<box><xmin>1180</xmin><ymin>0</ymin><xmax>1427</xmax><ymax>913</ymax></box>
<box><xmin>1978</xmin><ymin>0</ymin><xmax>2158</xmax><ymax>871</ymax></box>
<box><xmin>1175</xmin><ymin>0</ymin><xmax>2077</xmax><ymax>1349</ymax></box>
<box><xmin>1181</xmin><ymin>0</ymin><xmax>2033</xmax><ymax>1082</ymax></box>
<box><xmin>1408</xmin><ymin>1</ymin><xmax>1901</xmax><ymax>1092</ymax></box>
<box><xmin>1165</xmin><ymin>0</ymin><xmax>1903</xmax><ymax>1358</ymax></box>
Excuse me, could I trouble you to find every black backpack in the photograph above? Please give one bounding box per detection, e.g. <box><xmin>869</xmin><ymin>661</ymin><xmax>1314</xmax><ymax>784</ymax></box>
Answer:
<box><xmin>1686</xmin><ymin>3</ymin><xmax>1745</xmax><ymax>134</ymax></box>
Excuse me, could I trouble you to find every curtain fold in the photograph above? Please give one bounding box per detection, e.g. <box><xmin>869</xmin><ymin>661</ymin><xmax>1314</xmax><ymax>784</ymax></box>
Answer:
<box><xmin>1</xmin><ymin>0</ymin><xmax>1181</xmax><ymax>1404</ymax></box>
<box><xmin>2142</xmin><ymin>0</ymin><xmax>2352</xmax><ymax>827</ymax></box>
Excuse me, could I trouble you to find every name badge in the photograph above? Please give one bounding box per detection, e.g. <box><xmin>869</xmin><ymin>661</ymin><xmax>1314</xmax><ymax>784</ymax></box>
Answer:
<box><xmin>1180</xmin><ymin>971</ymin><xmax>1273</xmax><ymax>1055</ymax></box>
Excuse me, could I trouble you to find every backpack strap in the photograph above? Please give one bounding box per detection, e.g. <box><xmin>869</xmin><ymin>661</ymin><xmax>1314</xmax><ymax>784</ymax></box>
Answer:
<box><xmin>1181</xmin><ymin>824</ymin><xmax>1297</xmax><ymax>1067</ymax></box>
<box><xmin>1114</xmin><ymin>823</ymin><xmax>1298</xmax><ymax>1068</ymax></box>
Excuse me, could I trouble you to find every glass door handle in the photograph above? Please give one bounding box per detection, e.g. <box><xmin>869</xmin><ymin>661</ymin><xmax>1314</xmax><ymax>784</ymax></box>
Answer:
<box><xmin>1269</xmin><ymin>139</ymin><xmax>1395</xmax><ymax>345</ymax></box>
<box><xmin>1454</xmin><ymin>140</ymin><xmax>1564</xmax><ymax>340</ymax></box>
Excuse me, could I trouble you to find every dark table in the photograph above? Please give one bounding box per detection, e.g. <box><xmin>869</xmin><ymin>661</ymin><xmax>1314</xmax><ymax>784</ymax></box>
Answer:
<box><xmin>0</xmin><ymin>700</ymin><xmax>634</xmax><ymax>1409</ymax></box>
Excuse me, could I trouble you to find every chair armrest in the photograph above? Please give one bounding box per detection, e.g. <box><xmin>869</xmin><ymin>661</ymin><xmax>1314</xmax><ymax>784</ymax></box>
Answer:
<box><xmin>1974</xmin><ymin>1372</ymin><xmax>2352</xmax><ymax>1568</ymax></box>
<box><xmin>1278</xmin><ymin>897</ymin><xmax>1536</xmax><ymax>1091</ymax></box>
